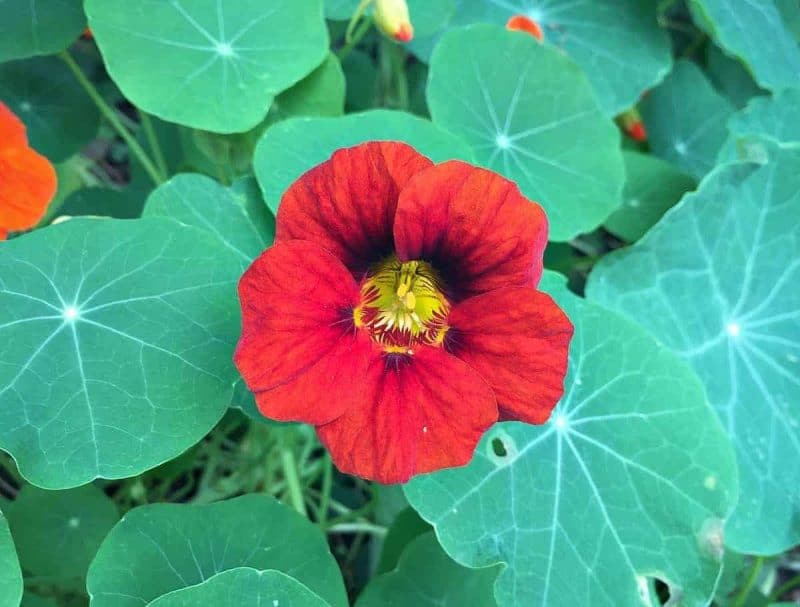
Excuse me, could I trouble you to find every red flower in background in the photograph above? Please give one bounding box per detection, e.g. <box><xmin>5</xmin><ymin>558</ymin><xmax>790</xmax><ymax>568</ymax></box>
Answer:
<box><xmin>0</xmin><ymin>102</ymin><xmax>57</xmax><ymax>240</ymax></box>
<box><xmin>507</xmin><ymin>14</ymin><xmax>544</xmax><ymax>42</ymax></box>
<box><xmin>235</xmin><ymin>142</ymin><xmax>573</xmax><ymax>484</ymax></box>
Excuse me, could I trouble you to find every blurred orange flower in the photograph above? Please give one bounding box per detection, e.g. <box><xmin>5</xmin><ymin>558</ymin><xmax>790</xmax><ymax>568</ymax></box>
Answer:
<box><xmin>0</xmin><ymin>102</ymin><xmax>57</xmax><ymax>239</ymax></box>
<box><xmin>506</xmin><ymin>15</ymin><xmax>544</xmax><ymax>42</ymax></box>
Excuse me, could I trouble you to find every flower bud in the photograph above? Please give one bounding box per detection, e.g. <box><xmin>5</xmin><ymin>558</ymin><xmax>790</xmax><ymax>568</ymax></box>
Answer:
<box><xmin>374</xmin><ymin>0</ymin><xmax>414</xmax><ymax>43</ymax></box>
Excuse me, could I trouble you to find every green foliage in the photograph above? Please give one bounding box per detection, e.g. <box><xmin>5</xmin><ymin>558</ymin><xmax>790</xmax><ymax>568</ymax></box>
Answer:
<box><xmin>426</xmin><ymin>24</ymin><xmax>624</xmax><ymax>241</ymax></box>
<box><xmin>588</xmin><ymin>147</ymin><xmax>800</xmax><ymax>554</ymax></box>
<box><xmin>0</xmin><ymin>0</ymin><xmax>85</xmax><ymax>62</ymax></box>
<box><xmin>0</xmin><ymin>510</ymin><xmax>22</xmax><ymax>607</ymax></box>
<box><xmin>86</xmin><ymin>495</ymin><xmax>348</xmax><ymax>607</ymax></box>
<box><xmin>405</xmin><ymin>273</ymin><xmax>738</xmax><ymax>607</ymax></box>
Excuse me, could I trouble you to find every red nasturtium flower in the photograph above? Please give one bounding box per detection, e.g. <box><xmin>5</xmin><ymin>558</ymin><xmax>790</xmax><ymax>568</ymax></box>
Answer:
<box><xmin>235</xmin><ymin>142</ymin><xmax>573</xmax><ymax>484</ymax></box>
<box><xmin>506</xmin><ymin>14</ymin><xmax>544</xmax><ymax>42</ymax></box>
<box><xmin>0</xmin><ymin>102</ymin><xmax>57</xmax><ymax>240</ymax></box>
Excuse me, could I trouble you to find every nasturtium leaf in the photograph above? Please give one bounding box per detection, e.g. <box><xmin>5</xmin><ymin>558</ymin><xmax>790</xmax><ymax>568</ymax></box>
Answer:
<box><xmin>605</xmin><ymin>151</ymin><xmax>696</xmax><ymax>242</ymax></box>
<box><xmin>0</xmin><ymin>56</ymin><xmax>101</xmax><ymax>162</ymax></box>
<box><xmin>6</xmin><ymin>484</ymin><xmax>119</xmax><ymax>582</ymax></box>
<box><xmin>0</xmin><ymin>0</ymin><xmax>85</xmax><ymax>62</ymax></box>
<box><xmin>268</xmin><ymin>54</ymin><xmax>345</xmax><ymax>123</ymax></box>
<box><xmin>376</xmin><ymin>508</ymin><xmax>431</xmax><ymax>574</ymax></box>
<box><xmin>85</xmin><ymin>0</ymin><xmax>329</xmax><ymax>133</ymax></box>
<box><xmin>342</xmin><ymin>51</ymin><xmax>379</xmax><ymax>112</ymax></box>
<box><xmin>705</xmin><ymin>45</ymin><xmax>765</xmax><ymax>110</ymax></box>
<box><xmin>253</xmin><ymin>110</ymin><xmax>473</xmax><ymax>213</ymax></box>
<box><xmin>20</xmin><ymin>595</ymin><xmax>57</xmax><ymax>607</ymax></box>
<box><xmin>404</xmin><ymin>272</ymin><xmax>738</xmax><ymax>607</ymax></box>
<box><xmin>358</xmin><ymin>533</ymin><xmax>498</xmax><ymax>607</ymax></box>
<box><xmin>408</xmin><ymin>0</ymin><xmax>671</xmax><ymax>116</ymax></box>
<box><xmin>426</xmin><ymin>24</ymin><xmax>624</xmax><ymax>241</ymax></box>
<box><xmin>144</xmin><ymin>173</ymin><xmax>274</xmax><ymax>269</ymax></box>
<box><xmin>0</xmin><ymin>218</ymin><xmax>241</xmax><ymax>489</ymax></box>
<box><xmin>146</xmin><ymin>568</ymin><xmax>330</xmax><ymax>607</ymax></box>
<box><xmin>0</xmin><ymin>510</ymin><xmax>22</xmax><ymax>607</ymax></box>
<box><xmin>587</xmin><ymin>146</ymin><xmax>800</xmax><ymax>554</ymax></box>
<box><xmin>57</xmin><ymin>188</ymin><xmax>145</xmax><ymax>220</ymax></box>
<box><xmin>640</xmin><ymin>59</ymin><xmax>734</xmax><ymax>180</ymax></box>
<box><xmin>87</xmin><ymin>495</ymin><xmax>347</xmax><ymax>607</ymax></box>
<box><xmin>689</xmin><ymin>0</ymin><xmax>800</xmax><ymax>92</ymax></box>
<box><xmin>718</xmin><ymin>89</ymin><xmax>800</xmax><ymax>163</ymax></box>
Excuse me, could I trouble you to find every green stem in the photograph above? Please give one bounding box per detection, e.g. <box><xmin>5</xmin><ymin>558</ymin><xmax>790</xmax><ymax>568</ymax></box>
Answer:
<box><xmin>280</xmin><ymin>446</ymin><xmax>306</xmax><ymax>517</ymax></box>
<box><xmin>318</xmin><ymin>456</ymin><xmax>333</xmax><ymax>525</ymax></box>
<box><xmin>139</xmin><ymin>111</ymin><xmax>168</xmax><ymax>179</ymax></box>
<box><xmin>59</xmin><ymin>50</ymin><xmax>165</xmax><ymax>186</ymax></box>
<box><xmin>337</xmin><ymin>15</ymin><xmax>372</xmax><ymax>62</ymax></box>
<box><xmin>732</xmin><ymin>556</ymin><xmax>764</xmax><ymax>607</ymax></box>
<box><xmin>768</xmin><ymin>574</ymin><xmax>800</xmax><ymax>603</ymax></box>
<box><xmin>327</xmin><ymin>522</ymin><xmax>387</xmax><ymax>536</ymax></box>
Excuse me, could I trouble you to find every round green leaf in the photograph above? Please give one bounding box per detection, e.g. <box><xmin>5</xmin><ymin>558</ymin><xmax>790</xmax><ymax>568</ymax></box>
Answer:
<box><xmin>375</xmin><ymin>508</ymin><xmax>431</xmax><ymax>574</ymax></box>
<box><xmin>57</xmin><ymin>188</ymin><xmax>145</xmax><ymax>220</ymax></box>
<box><xmin>0</xmin><ymin>510</ymin><xmax>22</xmax><ymax>607</ymax></box>
<box><xmin>146</xmin><ymin>568</ymin><xmax>329</xmax><ymax>607</ymax></box>
<box><xmin>409</xmin><ymin>0</ymin><xmax>671</xmax><ymax>116</ymax></box>
<box><xmin>0</xmin><ymin>56</ymin><xmax>100</xmax><ymax>162</ymax></box>
<box><xmin>253</xmin><ymin>110</ymin><xmax>474</xmax><ymax>213</ymax></box>
<box><xmin>85</xmin><ymin>0</ymin><xmax>329</xmax><ymax>133</ymax></box>
<box><xmin>718</xmin><ymin>89</ymin><xmax>800</xmax><ymax>163</ymax></box>
<box><xmin>144</xmin><ymin>174</ymin><xmax>274</xmax><ymax>269</ymax></box>
<box><xmin>426</xmin><ymin>24</ymin><xmax>624</xmax><ymax>241</ymax></box>
<box><xmin>605</xmin><ymin>151</ymin><xmax>696</xmax><ymax>242</ymax></box>
<box><xmin>268</xmin><ymin>54</ymin><xmax>345</xmax><ymax>123</ymax></box>
<box><xmin>587</xmin><ymin>146</ymin><xmax>800</xmax><ymax>554</ymax></box>
<box><xmin>641</xmin><ymin>60</ymin><xmax>735</xmax><ymax>180</ymax></box>
<box><xmin>0</xmin><ymin>217</ymin><xmax>241</xmax><ymax>489</ymax></box>
<box><xmin>6</xmin><ymin>484</ymin><xmax>119</xmax><ymax>581</ymax></box>
<box><xmin>0</xmin><ymin>0</ymin><xmax>85</xmax><ymax>62</ymax></box>
<box><xmin>358</xmin><ymin>533</ymin><xmax>498</xmax><ymax>607</ymax></box>
<box><xmin>705</xmin><ymin>44</ymin><xmax>765</xmax><ymax>110</ymax></box>
<box><xmin>87</xmin><ymin>494</ymin><xmax>347</xmax><ymax>607</ymax></box>
<box><xmin>690</xmin><ymin>0</ymin><xmax>800</xmax><ymax>92</ymax></box>
<box><xmin>405</xmin><ymin>272</ymin><xmax>738</xmax><ymax>607</ymax></box>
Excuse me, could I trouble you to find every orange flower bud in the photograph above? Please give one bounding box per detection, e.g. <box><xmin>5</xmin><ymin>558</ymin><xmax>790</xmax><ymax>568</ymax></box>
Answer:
<box><xmin>506</xmin><ymin>15</ymin><xmax>544</xmax><ymax>42</ymax></box>
<box><xmin>618</xmin><ymin>108</ymin><xmax>648</xmax><ymax>142</ymax></box>
<box><xmin>374</xmin><ymin>0</ymin><xmax>414</xmax><ymax>43</ymax></box>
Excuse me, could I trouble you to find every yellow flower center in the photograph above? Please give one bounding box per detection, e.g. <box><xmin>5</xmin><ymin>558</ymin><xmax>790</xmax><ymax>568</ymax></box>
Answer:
<box><xmin>354</xmin><ymin>256</ymin><xmax>450</xmax><ymax>352</ymax></box>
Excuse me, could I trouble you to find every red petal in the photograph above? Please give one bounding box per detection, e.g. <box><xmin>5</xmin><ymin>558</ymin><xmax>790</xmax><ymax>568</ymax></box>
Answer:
<box><xmin>447</xmin><ymin>287</ymin><xmax>573</xmax><ymax>423</ymax></box>
<box><xmin>394</xmin><ymin>161</ymin><xmax>548</xmax><ymax>299</ymax></box>
<box><xmin>234</xmin><ymin>240</ymin><xmax>370</xmax><ymax>425</ymax></box>
<box><xmin>506</xmin><ymin>15</ymin><xmax>544</xmax><ymax>42</ymax></box>
<box><xmin>0</xmin><ymin>147</ymin><xmax>57</xmax><ymax>232</ymax></box>
<box><xmin>276</xmin><ymin>141</ymin><xmax>433</xmax><ymax>274</ymax></box>
<box><xmin>317</xmin><ymin>347</ymin><xmax>498</xmax><ymax>484</ymax></box>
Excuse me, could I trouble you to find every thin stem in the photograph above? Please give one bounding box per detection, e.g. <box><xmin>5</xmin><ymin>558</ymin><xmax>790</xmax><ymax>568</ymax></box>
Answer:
<box><xmin>280</xmin><ymin>446</ymin><xmax>306</xmax><ymax>517</ymax></box>
<box><xmin>327</xmin><ymin>522</ymin><xmax>387</xmax><ymax>536</ymax></box>
<box><xmin>345</xmin><ymin>0</ymin><xmax>374</xmax><ymax>42</ymax></box>
<box><xmin>338</xmin><ymin>15</ymin><xmax>373</xmax><ymax>62</ymax></box>
<box><xmin>59</xmin><ymin>50</ymin><xmax>165</xmax><ymax>186</ymax></box>
<box><xmin>318</xmin><ymin>456</ymin><xmax>333</xmax><ymax>525</ymax></box>
<box><xmin>139</xmin><ymin>111</ymin><xmax>168</xmax><ymax>179</ymax></box>
<box><xmin>732</xmin><ymin>556</ymin><xmax>764</xmax><ymax>607</ymax></box>
<box><xmin>768</xmin><ymin>573</ymin><xmax>800</xmax><ymax>603</ymax></box>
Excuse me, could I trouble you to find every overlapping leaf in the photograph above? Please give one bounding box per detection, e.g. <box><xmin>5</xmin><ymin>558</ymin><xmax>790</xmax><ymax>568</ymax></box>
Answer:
<box><xmin>253</xmin><ymin>110</ymin><xmax>473</xmax><ymax>213</ymax></box>
<box><xmin>409</xmin><ymin>0</ymin><xmax>671</xmax><ymax>115</ymax></box>
<box><xmin>405</xmin><ymin>273</ymin><xmax>738</xmax><ymax>607</ymax></box>
<box><xmin>426</xmin><ymin>25</ymin><xmax>624</xmax><ymax>241</ymax></box>
<box><xmin>0</xmin><ymin>0</ymin><xmax>85</xmax><ymax>62</ymax></box>
<box><xmin>0</xmin><ymin>218</ymin><xmax>241</xmax><ymax>489</ymax></box>
<box><xmin>87</xmin><ymin>495</ymin><xmax>347</xmax><ymax>607</ymax></box>
<box><xmin>357</xmin><ymin>533</ymin><xmax>498</xmax><ymax>607</ymax></box>
<box><xmin>0</xmin><ymin>510</ymin><xmax>22</xmax><ymax>607</ymax></box>
<box><xmin>6</xmin><ymin>485</ymin><xmax>119</xmax><ymax>583</ymax></box>
<box><xmin>0</xmin><ymin>56</ymin><xmax>100</xmax><ymax>162</ymax></box>
<box><xmin>85</xmin><ymin>0</ymin><xmax>329</xmax><ymax>132</ymax></box>
<box><xmin>588</xmin><ymin>146</ymin><xmax>800</xmax><ymax>554</ymax></box>
<box><xmin>146</xmin><ymin>568</ymin><xmax>329</xmax><ymax>607</ymax></box>
<box><xmin>641</xmin><ymin>60</ymin><xmax>735</xmax><ymax>180</ymax></box>
<box><xmin>690</xmin><ymin>0</ymin><xmax>800</xmax><ymax>92</ymax></box>
<box><xmin>605</xmin><ymin>151</ymin><xmax>696</xmax><ymax>242</ymax></box>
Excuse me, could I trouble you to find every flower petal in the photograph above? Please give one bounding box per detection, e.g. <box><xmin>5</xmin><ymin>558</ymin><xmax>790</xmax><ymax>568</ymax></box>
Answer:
<box><xmin>234</xmin><ymin>240</ymin><xmax>370</xmax><ymax>425</ymax></box>
<box><xmin>0</xmin><ymin>147</ymin><xmax>57</xmax><ymax>232</ymax></box>
<box><xmin>276</xmin><ymin>141</ymin><xmax>433</xmax><ymax>274</ymax></box>
<box><xmin>446</xmin><ymin>287</ymin><xmax>573</xmax><ymax>423</ymax></box>
<box><xmin>0</xmin><ymin>102</ymin><xmax>28</xmax><ymax>148</ymax></box>
<box><xmin>316</xmin><ymin>346</ymin><xmax>498</xmax><ymax>484</ymax></box>
<box><xmin>394</xmin><ymin>161</ymin><xmax>548</xmax><ymax>299</ymax></box>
